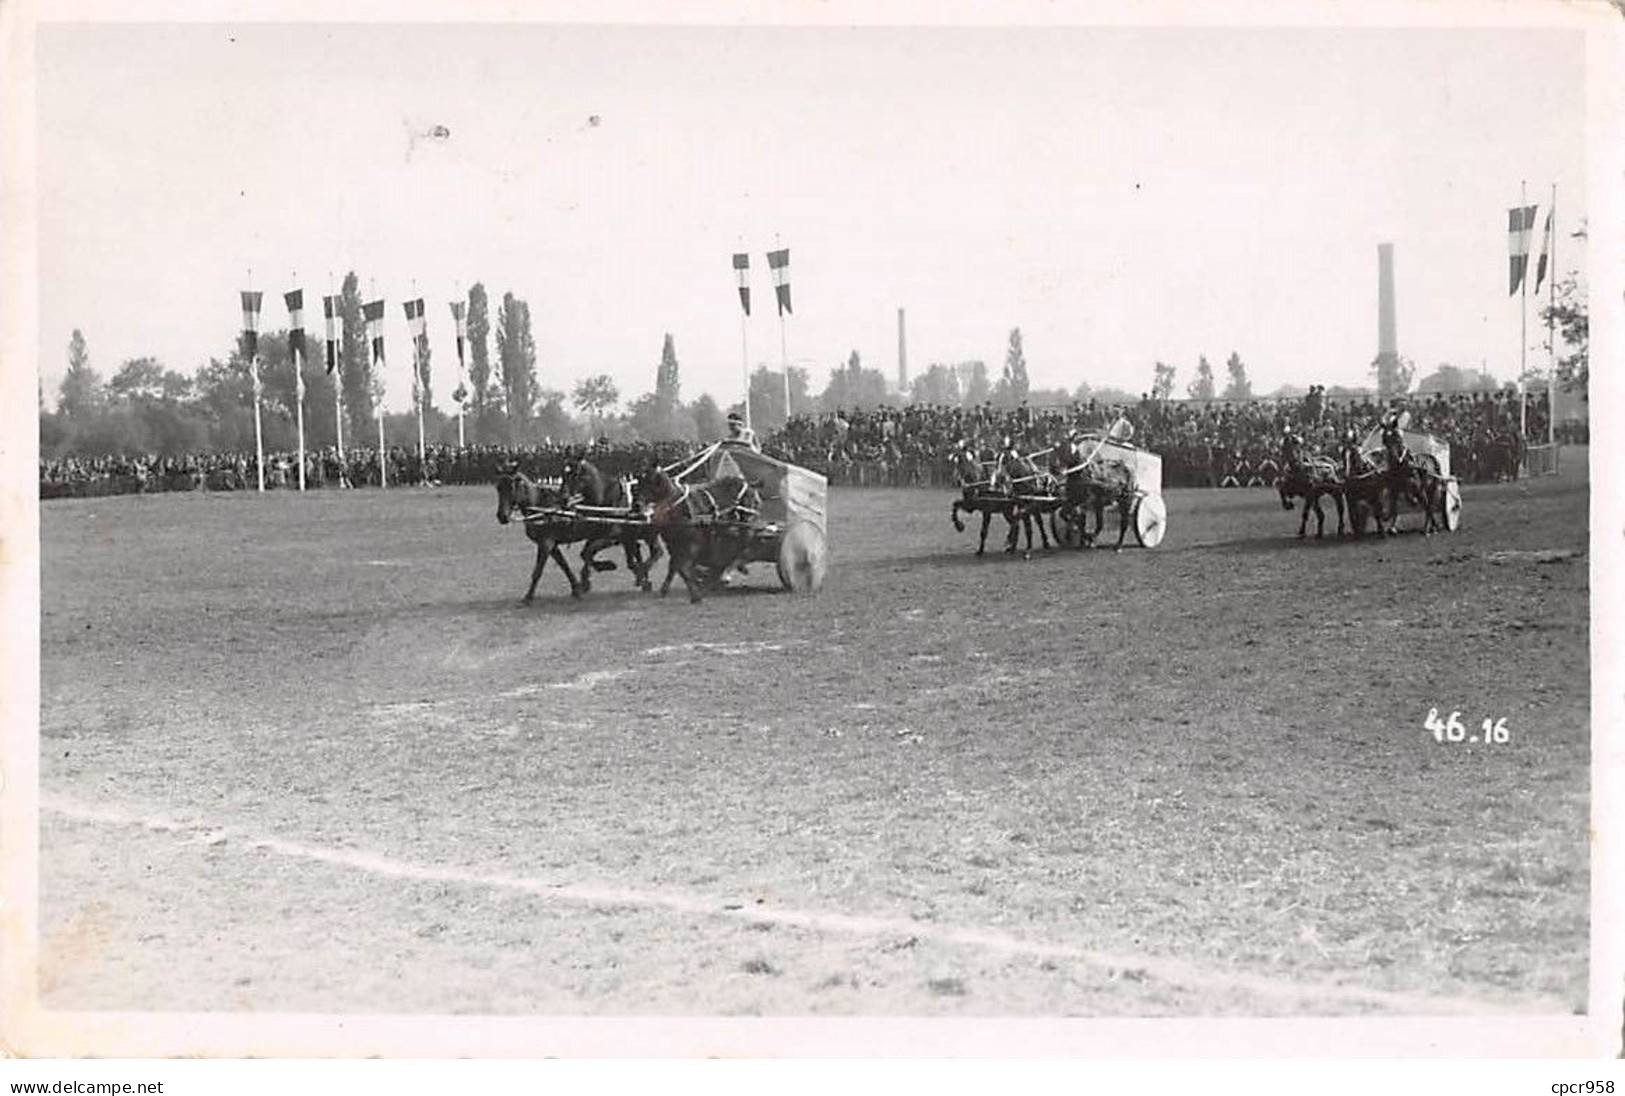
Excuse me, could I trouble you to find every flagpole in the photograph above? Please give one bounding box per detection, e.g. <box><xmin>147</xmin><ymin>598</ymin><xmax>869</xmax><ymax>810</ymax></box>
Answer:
<box><xmin>740</xmin><ymin>306</ymin><xmax>752</xmax><ymax>431</ymax></box>
<box><xmin>378</xmin><ymin>408</ymin><xmax>387</xmax><ymax>489</ymax></box>
<box><xmin>248</xmin><ymin>268</ymin><xmax>265</xmax><ymax>493</ymax></box>
<box><xmin>780</xmin><ymin>311</ymin><xmax>791</xmax><ymax>427</ymax></box>
<box><xmin>1548</xmin><ymin>182</ymin><xmax>1557</xmax><ymax>448</ymax></box>
<box><xmin>330</xmin><ymin>271</ymin><xmax>345</xmax><ymax>475</ymax></box>
<box><xmin>411</xmin><ymin>282</ymin><xmax>426</xmax><ymax>486</ymax></box>
<box><xmin>1519</xmin><ymin>181</ymin><xmax>1528</xmax><ymax>443</ymax></box>
<box><xmin>455</xmin><ymin>284</ymin><xmax>466</xmax><ymax>449</ymax></box>
<box><xmin>293</xmin><ymin>273</ymin><xmax>307</xmax><ymax>492</ymax></box>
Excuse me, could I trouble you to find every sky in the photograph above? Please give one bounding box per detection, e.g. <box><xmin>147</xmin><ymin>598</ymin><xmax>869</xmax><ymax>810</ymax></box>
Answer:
<box><xmin>35</xmin><ymin>22</ymin><xmax>1588</xmax><ymax>413</ymax></box>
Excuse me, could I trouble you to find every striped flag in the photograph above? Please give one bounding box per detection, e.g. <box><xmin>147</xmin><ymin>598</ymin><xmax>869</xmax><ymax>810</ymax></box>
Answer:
<box><xmin>1534</xmin><ymin>207</ymin><xmax>1554</xmax><ymax>293</ymax></box>
<box><xmin>284</xmin><ymin>290</ymin><xmax>306</xmax><ymax>399</ymax></box>
<box><xmin>322</xmin><ymin>295</ymin><xmax>342</xmax><ymax>375</ymax></box>
<box><xmin>450</xmin><ymin>301</ymin><xmax>468</xmax><ymax>406</ymax></box>
<box><xmin>403</xmin><ymin>298</ymin><xmax>426</xmax><ymax>340</ymax></box>
<box><xmin>767</xmin><ymin>248</ymin><xmax>792</xmax><ymax>316</ymax></box>
<box><xmin>363</xmin><ymin>299</ymin><xmax>386</xmax><ymax>366</ymax></box>
<box><xmin>1507</xmin><ymin>205</ymin><xmax>1537</xmax><ymax>295</ymax></box>
<box><xmin>403</xmin><ymin>299</ymin><xmax>428</xmax><ymax>400</ymax></box>
<box><xmin>732</xmin><ymin>253</ymin><xmax>751</xmax><ymax>316</ymax></box>
<box><xmin>240</xmin><ymin>290</ymin><xmax>263</xmax><ymax>360</ymax></box>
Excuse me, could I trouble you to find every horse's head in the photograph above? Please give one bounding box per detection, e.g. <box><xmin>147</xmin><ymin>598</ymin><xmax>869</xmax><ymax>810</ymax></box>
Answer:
<box><xmin>494</xmin><ymin>461</ymin><xmax>521</xmax><ymax>524</ymax></box>
<box><xmin>632</xmin><ymin>467</ymin><xmax>677</xmax><ymax>510</ymax></box>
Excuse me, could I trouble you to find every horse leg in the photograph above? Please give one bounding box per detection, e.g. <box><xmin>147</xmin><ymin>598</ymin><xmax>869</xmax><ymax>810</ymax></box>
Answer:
<box><xmin>623</xmin><ymin>535</ymin><xmax>651</xmax><ymax>591</ymax></box>
<box><xmin>1114</xmin><ymin>495</ymin><xmax>1130</xmax><ymax>551</ymax></box>
<box><xmin>1333</xmin><ymin>492</ymin><xmax>1347</xmax><ymax>537</ymax></box>
<box><xmin>1312</xmin><ymin>494</ymin><xmax>1326</xmax><ymax>539</ymax></box>
<box><xmin>1036</xmin><ymin>506</ymin><xmax>1052</xmax><ymax>551</ymax></box>
<box><xmin>977</xmin><ymin>510</ymin><xmax>991</xmax><ymax>556</ymax></box>
<box><xmin>1297</xmin><ymin>495</ymin><xmax>1311</xmax><ymax>539</ymax></box>
<box><xmin>951</xmin><ymin>500</ymin><xmax>967</xmax><ymax>533</ymax></box>
<box><xmin>553</xmin><ymin>544</ymin><xmax>583</xmax><ymax>599</ymax></box>
<box><xmin>523</xmin><ymin>538</ymin><xmax>549</xmax><ymax>603</ymax></box>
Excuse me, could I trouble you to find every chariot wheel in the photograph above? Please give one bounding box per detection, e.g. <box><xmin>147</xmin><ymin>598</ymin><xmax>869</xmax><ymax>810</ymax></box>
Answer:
<box><xmin>1050</xmin><ymin>507</ymin><xmax>1085</xmax><ymax>549</ymax></box>
<box><xmin>1442</xmin><ymin>477</ymin><xmax>1462</xmax><ymax>532</ymax></box>
<box><xmin>776</xmin><ymin>521</ymin><xmax>827</xmax><ymax>594</ymax></box>
<box><xmin>1132</xmin><ymin>493</ymin><xmax>1167</xmax><ymax>548</ymax></box>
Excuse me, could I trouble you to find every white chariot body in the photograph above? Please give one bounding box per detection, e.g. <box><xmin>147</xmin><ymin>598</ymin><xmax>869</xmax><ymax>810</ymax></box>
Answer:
<box><xmin>1359</xmin><ymin>426</ymin><xmax>1463</xmax><ymax>532</ymax></box>
<box><xmin>1049</xmin><ymin>434</ymin><xmax>1168</xmax><ymax>548</ymax></box>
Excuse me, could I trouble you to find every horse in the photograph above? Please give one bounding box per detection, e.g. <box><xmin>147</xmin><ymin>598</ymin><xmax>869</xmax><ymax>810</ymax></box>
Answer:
<box><xmin>494</xmin><ymin>463</ymin><xmax>584</xmax><ymax>602</ymax></box>
<box><xmin>1338</xmin><ymin>440</ymin><xmax>1387</xmax><ymax>538</ymax></box>
<box><xmin>948</xmin><ymin>445</ymin><xmax>1020</xmax><ymax>556</ymax></box>
<box><xmin>559</xmin><ymin>457</ymin><xmax>660</xmax><ymax>593</ymax></box>
<box><xmin>991</xmin><ymin>449</ymin><xmax>1055</xmax><ymax>557</ymax></box>
<box><xmin>1048</xmin><ymin>447</ymin><xmax>1132</xmax><ymax>550</ymax></box>
<box><xmin>633</xmin><ymin>467</ymin><xmax>763</xmax><ymax>604</ymax></box>
<box><xmin>1277</xmin><ymin>435</ymin><xmax>1346</xmax><ymax>539</ymax></box>
<box><xmin>1375</xmin><ymin>431</ymin><xmax>1444</xmax><ymax>537</ymax></box>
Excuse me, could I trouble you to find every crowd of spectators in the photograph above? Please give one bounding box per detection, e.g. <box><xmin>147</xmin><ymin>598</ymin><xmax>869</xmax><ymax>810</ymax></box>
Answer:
<box><xmin>763</xmin><ymin>388</ymin><xmax>1574</xmax><ymax>487</ymax></box>
<box><xmin>39</xmin><ymin>389</ymin><xmax>1582</xmax><ymax>499</ymax></box>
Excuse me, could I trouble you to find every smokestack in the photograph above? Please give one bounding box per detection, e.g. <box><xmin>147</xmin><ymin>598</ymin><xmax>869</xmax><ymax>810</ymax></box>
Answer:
<box><xmin>897</xmin><ymin>307</ymin><xmax>908</xmax><ymax>392</ymax></box>
<box><xmin>1377</xmin><ymin>243</ymin><xmax>1397</xmax><ymax>359</ymax></box>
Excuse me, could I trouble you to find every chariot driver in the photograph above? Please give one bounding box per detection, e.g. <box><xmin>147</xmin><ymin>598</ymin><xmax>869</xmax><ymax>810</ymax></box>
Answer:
<box><xmin>1379</xmin><ymin>405</ymin><xmax>1412</xmax><ymax>471</ymax></box>
<box><xmin>1280</xmin><ymin>427</ymin><xmax>1306</xmax><ymax>469</ymax></box>
<box><xmin>993</xmin><ymin>434</ymin><xmax>1023</xmax><ymax>490</ymax></box>
<box><xmin>1340</xmin><ymin>426</ymin><xmax>1378</xmax><ymax>480</ymax></box>
<box><xmin>722</xmin><ymin>411</ymin><xmax>760</xmax><ymax>451</ymax></box>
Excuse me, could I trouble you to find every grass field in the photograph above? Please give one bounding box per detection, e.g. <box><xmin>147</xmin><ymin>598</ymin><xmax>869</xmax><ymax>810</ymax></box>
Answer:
<box><xmin>37</xmin><ymin>452</ymin><xmax>1591</xmax><ymax>1016</ymax></box>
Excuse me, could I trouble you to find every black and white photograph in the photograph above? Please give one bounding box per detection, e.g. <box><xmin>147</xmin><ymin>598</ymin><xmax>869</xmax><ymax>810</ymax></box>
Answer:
<box><xmin>2</xmin><ymin>0</ymin><xmax>1622</xmax><ymax>1068</ymax></box>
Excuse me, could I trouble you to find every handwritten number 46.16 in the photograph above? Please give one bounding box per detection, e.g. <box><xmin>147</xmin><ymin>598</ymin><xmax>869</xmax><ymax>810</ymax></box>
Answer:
<box><xmin>1426</xmin><ymin>708</ymin><xmax>1510</xmax><ymax>744</ymax></box>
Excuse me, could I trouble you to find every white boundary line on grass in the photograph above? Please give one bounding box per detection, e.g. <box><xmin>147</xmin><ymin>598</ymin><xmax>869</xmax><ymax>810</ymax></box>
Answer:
<box><xmin>43</xmin><ymin>794</ymin><xmax>1570</xmax><ymax>1018</ymax></box>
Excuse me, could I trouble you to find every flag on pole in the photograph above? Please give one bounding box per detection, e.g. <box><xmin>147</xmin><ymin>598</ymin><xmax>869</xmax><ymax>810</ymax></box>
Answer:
<box><xmin>1533</xmin><ymin>207</ymin><xmax>1554</xmax><ymax>293</ymax></box>
<box><xmin>284</xmin><ymin>289</ymin><xmax>306</xmax><ymax>399</ymax></box>
<box><xmin>322</xmin><ymin>295</ymin><xmax>342</xmax><ymax>375</ymax></box>
<box><xmin>767</xmin><ymin>248</ymin><xmax>792</xmax><ymax>315</ymax></box>
<box><xmin>403</xmin><ymin>299</ymin><xmax>427</xmax><ymax>399</ymax></box>
<box><xmin>363</xmin><ymin>298</ymin><xmax>386</xmax><ymax>366</ymax></box>
<box><xmin>1507</xmin><ymin>205</ymin><xmax>1537</xmax><ymax>295</ymax></box>
<box><xmin>240</xmin><ymin>290</ymin><xmax>263</xmax><ymax>360</ymax></box>
<box><xmin>732</xmin><ymin>253</ymin><xmax>751</xmax><ymax>315</ymax></box>
<box><xmin>403</xmin><ymin>298</ymin><xmax>426</xmax><ymax>340</ymax></box>
<box><xmin>450</xmin><ymin>301</ymin><xmax>468</xmax><ymax>407</ymax></box>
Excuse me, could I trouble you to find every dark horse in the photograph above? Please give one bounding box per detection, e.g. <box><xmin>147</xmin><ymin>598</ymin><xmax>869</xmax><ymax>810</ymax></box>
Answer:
<box><xmin>560</xmin><ymin>457</ymin><xmax>661</xmax><ymax>592</ymax></box>
<box><xmin>949</xmin><ymin>445</ymin><xmax>1020</xmax><ymax>556</ymax></box>
<box><xmin>1277</xmin><ymin>434</ymin><xmax>1346</xmax><ymax>539</ymax></box>
<box><xmin>633</xmin><ymin>468</ymin><xmax>762</xmax><ymax>603</ymax></box>
<box><xmin>494</xmin><ymin>463</ymin><xmax>584</xmax><ymax>601</ymax></box>
<box><xmin>1048</xmin><ymin>446</ymin><xmax>1132</xmax><ymax>550</ymax></box>
<box><xmin>991</xmin><ymin>448</ymin><xmax>1055</xmax><ymax>557</ymax></box>
<box><xmin>1338</xmin><ymin>435</ymin><xmax>1389</xmax><ymax>538</ymax></box>
<box><xmin>1377</xmin><ymin>429</ymin><xmax>1443</xmax><ymax>536</ymax></box>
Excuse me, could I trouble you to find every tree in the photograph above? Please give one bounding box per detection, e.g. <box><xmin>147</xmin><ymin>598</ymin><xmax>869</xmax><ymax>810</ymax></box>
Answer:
<box><xmin>572</xmin><ymin>373</ymin><xmax>619</xmax><ymax>431</ymax></box>
<box><xmin>106</xmin><ymin>357</ymin><xmax>167</xmax><ymax>403</ymax></box>
<box><xmin>1541</xmin><ymin>275</ymin><xmax>1588</xmax><ymax>401</ymax></box>
<box><xmin>58</xmin><ymin>328</ymin><xmax>103</xmax><ymax>419</ymax></box>
<box><xmin>690</xmin><ymin>393</ymin><xmax>725</xmax><ymax>440</ymax></box>
<box><xmin>745</xmin><ymin>364</ymin><xmax>812</xmax><ymax>434</ymax></box>
<box><xmin>1413</xmin><ymin>364</ymin><xmax>1499</xmax><ymax>394</ymax></box>
<box><xmin>496</xmin><ymin>292</ymin><xmax>540</xmax><ymax>438</ymax></box>
<box><xmin>998</xmin><ymin>327</ymin><xmax>1030</xmax><ymax>406</ymax></box>
<box><xmin>1221</xmin><ymin>351</ymin><xmax>1253</xmax><ymax>401</ymax></box>
<box><xmin>655</xmin><ymin>333</ymin><xmax>681</xmax><ymax>426</ymax></box>
<box><xmin>1369</xmin><ymin>351</ymin><xmax>1414</xmax><ymax>401</ymax></box>
<box><xmin>1187</xmin><ymin>355</ymin><xmax>1216</xmax><ymax>400</ymax></box>
<box><xmin>960</xmin><ymin>360</ymin><xmax>991</xmax><ymax>406</ymax></box>
<box><xmin>533</xmin><ymin>388</ymin><xmax>574</xmax><ymax>441</ymax></box>
<box><xmin>465</xmin><ymin>282</ymin><xmax>496</xmax><ymax>438</ymax></box>
<box><xmin>909</xmin><ymin>363</ymin><xmax>960</xmax><ymax>406</ymax></box>
<box><xmin>818</xmin><ymin>351</ymin><xmax>889</xmax><ymax>412</ymax></box>
<box><xmin>1151</xmin><ymin>361</ymin><xmax>1177</xmax><ymax>401</ymax></box>
<box><xmin>337</xmin><ymin>273</ymin><xmax>372</xmax><ymax>440</ymax></box>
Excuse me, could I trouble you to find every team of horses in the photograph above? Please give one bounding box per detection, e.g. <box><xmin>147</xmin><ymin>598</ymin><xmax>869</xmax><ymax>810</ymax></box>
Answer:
<box><xmin>494</xmin><ymin>458</ymin><xmax>762</xmax><ymax>604</ymax></box>
<box><xmin>949</xmin><ymin>440</ymin><xmax>1136</xmax><ymax>558</ymax></box>
<box><xmin>946</xmin><ymin>428</ymin><xmax>1450</xmax><ymax>557</ymax></box>
<box><xmin>1276</xmin><ymin>430</ymin><xmax>1448</xmax><ymax>539</ymax></box>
